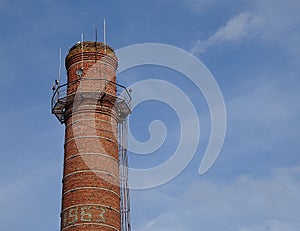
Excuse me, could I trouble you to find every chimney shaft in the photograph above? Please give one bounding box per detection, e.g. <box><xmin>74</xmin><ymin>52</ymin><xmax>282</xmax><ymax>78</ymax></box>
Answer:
<box><xmin>60</xmin><ymin>41</ymin><xmax>121</xmax><ymax>231</ymax></box>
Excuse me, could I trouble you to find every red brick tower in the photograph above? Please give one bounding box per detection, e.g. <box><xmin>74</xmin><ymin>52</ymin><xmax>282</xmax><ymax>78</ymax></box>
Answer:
<box><xmin>52</xmin><ymin>41</ymin><xmax>131</xmax><ymax>231</ymax></box>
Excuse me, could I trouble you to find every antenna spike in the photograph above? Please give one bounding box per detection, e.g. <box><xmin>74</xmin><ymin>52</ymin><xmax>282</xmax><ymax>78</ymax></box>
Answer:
<box><xmin>81</xmin><ymin>33</ymin><xmax>84</xmax><ymax>69</ymax></box>
<box><xmin>104</xmin><ymin>19</ymin><xmax>107</xmax><ymax>54</ymax></box>
<box><xmin>95</xmin><ymin>27</ymin><xmax>98</xmax><ymax>42</ymax></box>
<box><xmin>104</xmin><ymin>19</ymin><xmax>106</xmax><ymax>45</ymax></box>
<box><xmin>58</xmin><ymin>48</ymin><xmax>62</xmax><ymax>84</ymax></box>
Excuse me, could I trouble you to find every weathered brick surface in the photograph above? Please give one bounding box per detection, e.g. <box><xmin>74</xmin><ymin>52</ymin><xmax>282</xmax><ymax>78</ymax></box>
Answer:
<box><xmin>64</xmin><ymin>138</ymin><xmax>118</xmax><ymax>160</ymax></box>
<box><xmin>61</xmin><ymin>204</ymin><xmax>120</xmax><ymax>230</ymax></box>
<box><xmin>61</xmin><ymin>42</ymin><xmax>120</xmax><ymax>231</ymax></box>
<box><xmin>62</xmin><ymin>172</ymin><xmax>119</xmax><ymax>194</ymax></box>
<box><xmin>62</xmin><ymin>189</ymin><xmax>120</xmax><ymax>209</ymax></box>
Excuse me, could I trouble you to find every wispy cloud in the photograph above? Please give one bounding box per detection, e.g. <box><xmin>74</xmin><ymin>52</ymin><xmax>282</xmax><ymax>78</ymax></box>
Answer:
<box><xmin>191</xmin><ymin>0</ymin><xmax>300</xmax><ymax>55</ymax></box>
<box><xmin>134</xmin><ymin>165</ymin><xmax>300</xmax><ymax>230</ymax></box>
<box><xmin>191</xmin><ymin>11</ymin><xmax>264</xmax><ymax>54</ymax></box>
<box><xmin>240</xmin><ymin>219</ymin><xmax>298</xmax><ymax>231</ymax></box>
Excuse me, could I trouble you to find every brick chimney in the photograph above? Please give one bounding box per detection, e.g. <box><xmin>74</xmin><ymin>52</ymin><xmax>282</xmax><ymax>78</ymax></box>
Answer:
<box><xmin>52</xmin><ymin>41</ymin><xmax>131</xmax><ymax>231</ymax></box>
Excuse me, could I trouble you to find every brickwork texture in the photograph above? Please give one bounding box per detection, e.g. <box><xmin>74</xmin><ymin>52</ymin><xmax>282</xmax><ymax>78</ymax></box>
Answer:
<box><xmin>61</xmin><ymin>42</ymin><xmax>120</xmax><ymax>231</ymax></box>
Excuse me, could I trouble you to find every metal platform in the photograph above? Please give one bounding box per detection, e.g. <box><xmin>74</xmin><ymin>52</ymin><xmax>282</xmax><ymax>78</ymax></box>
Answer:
<box><xmin>51</xmin><ymin>78</ymin><xmax>131</xmax><ymax>123</ymax></box>
<box><xmin>52</xmin><ymin>77</ymin><xmax>132</xmax><ymax>231</ymax></box>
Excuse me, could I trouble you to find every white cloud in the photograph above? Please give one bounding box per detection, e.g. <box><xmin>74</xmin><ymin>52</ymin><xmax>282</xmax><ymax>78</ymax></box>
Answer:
<box><xmin>133</xmin><ymin>165</ymin><xmax>300</xmax><ymax>231</ymax></box>
<box><xmin>191</xmin><ymin>11</ymin><xmax>264</xmax><ymax>54</ymax></box>
<box><xmin>141</xmin><ymin>212</ymin><xmax>185</xmax><ymax>231</ymax></box>
<box><xmin>240</xmin><ymin>219</ymin><xmax>298</xmax><ymax>231</ymax></box>
<box><xmin>225</xmin><ymin>74</ymin><xmax>300</xmax><ymax>157</ymax></box>
<box><xmin>191</xmin><ymin>0</ymin><xmax>300</xmax><ymax>55</ymax></box>
<box><xmin>252</xmin><ymin>0</ymin><xmax>300</xmax><ymax>56</ymax></box>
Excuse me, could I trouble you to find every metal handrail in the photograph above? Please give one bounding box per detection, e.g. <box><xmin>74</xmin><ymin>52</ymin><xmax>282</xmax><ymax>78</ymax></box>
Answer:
<box><xmin>51</xmin><ymin>78</ymin><xmax>132</xmax><ymax>112</ymax></box>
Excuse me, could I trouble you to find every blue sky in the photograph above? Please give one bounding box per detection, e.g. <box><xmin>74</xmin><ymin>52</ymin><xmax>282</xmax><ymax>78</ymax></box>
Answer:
<box><xmin>0</xmin><ymin>0</ymin><xmax>300</xmax><ymax>230</ymax></box>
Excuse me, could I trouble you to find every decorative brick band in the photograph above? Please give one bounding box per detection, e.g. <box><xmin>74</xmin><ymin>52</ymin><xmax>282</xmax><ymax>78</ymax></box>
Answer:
<box><xmin>63</xmin><ymin>187</ymin><xmax>120</xmax><ymax>198</ymax></box>
<box><xmin>66</xmin><ymin>118</ymin><xmax>114</xmax><ymax>128</ymax></box>
<box><xmin>62</xmin><ymin>223</ymin><xmax>119</xmax><ymax>231</ymax></box>
<box><xmin>65</xmin><ymin>153</ymin><xmax>118</xmax><ymax>163</ymax></box>
<box><xmin>61</xmin><ymin>204</ymin><xmax>120</xmax><ymax>214</ymax></box>
<box><xmin>67</xmin><ymin>59</ymin><xmax>117</xmax><ymax>72</ymax></box>
<box><xmin>62</xmin><ymin>170</ymin><xmax>119</xmax><ymax>182</ymax></box>
<box><xmin>60</xmin><ymin>41</ymin><xmax>120</xmax><ymax>231</ymax></box>
<box><xmin>64</xmin><ymin>135</ymin><xmax>117</xmax><ymax>146</ymax></box>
